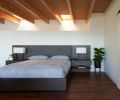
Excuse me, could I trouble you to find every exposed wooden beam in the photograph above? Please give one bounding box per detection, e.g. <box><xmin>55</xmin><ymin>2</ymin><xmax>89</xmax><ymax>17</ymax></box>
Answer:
<box><xmin>66</xmin><ymin>0</ymin><xmax>75</xmax><ymax>23</ymax></box>
<box><xmin>40</xmin><ymin>0</ymin><xmax>62</xmax><ymax>23</ymax></box>
<box><xmin>0</xmin><ymin>0</ymin><xmax>34</xmax><ymax>23</ymax></box>
<box><xmin>87</xmin><ymin>0</ymin><xmax>96</xmax><ymax>22</ymax></box>
<box><xmin>0</xmin><ymin>18</ymin><xmax>5</xmax><ymax>24</ymax></box>
<box><xmin>0</xmin><ymin>10</ymin><xmax>20</xmax><ymax>24</ymax></box>
<box><xmin>15</xmin><ymin>0</ymin><xmax>49</xmax><ymax>24</ymax></box>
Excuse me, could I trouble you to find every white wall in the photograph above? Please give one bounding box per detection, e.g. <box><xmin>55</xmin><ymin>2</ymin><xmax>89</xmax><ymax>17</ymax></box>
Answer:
<box><xmin>0</xmin><ymin>20</ymin><xmax>88</xmax><ymax>31</ymax></box>
<box><xmin>0</xmin><ymin>14</ymin><xmax>104</xmax><ymax>72</ymax></box>
<box><xmin>104</xmin><ymin>0</ymin><xmax>120</xmax><ymax>88</ymax></box>
<box><xmin>117</xmin><ymin>15</ymin><xmax>120</xmax><ymax>89</ymax></box>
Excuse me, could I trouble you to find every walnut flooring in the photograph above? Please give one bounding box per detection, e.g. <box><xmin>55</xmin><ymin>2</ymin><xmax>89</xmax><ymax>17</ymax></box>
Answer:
<box><xmin>0</xmin><ymin>72</ymin><xmax>120</xmax><ymax>100</ymax></box>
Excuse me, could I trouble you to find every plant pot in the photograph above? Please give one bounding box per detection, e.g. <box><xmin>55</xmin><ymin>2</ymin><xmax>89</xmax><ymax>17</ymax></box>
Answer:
<box><xmin>94</xmin><ymin>60</ymin><xmax>101</xmax><ymax>68</ymax></box>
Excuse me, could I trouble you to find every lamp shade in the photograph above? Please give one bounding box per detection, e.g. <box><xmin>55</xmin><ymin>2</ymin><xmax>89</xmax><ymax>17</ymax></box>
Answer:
<box><xmin>76</xmin><ymin>47</ymin><xmax>87</xmax><ymax>54</ymax></box>
<box><xmin>13</xmin><ymin>47</ymin><xmax>26</xmax><ymax>54</ymax></box>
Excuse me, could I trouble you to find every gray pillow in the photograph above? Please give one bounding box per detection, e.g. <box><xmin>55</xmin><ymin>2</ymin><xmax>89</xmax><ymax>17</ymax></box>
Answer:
<box><xmin>28</xmin><ymin>55</ymin><xmax>48</xmax><ymax>60</ymax></box>
<box><xmin>50</xmin><ymin>55</ymin><xmax>69</xmax><ymax>60</ymax></box>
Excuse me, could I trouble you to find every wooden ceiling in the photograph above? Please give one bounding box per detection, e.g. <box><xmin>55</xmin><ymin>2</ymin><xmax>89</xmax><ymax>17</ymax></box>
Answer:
<box><xmin>0</xmin><ymin>0</ymin><xmax>112</xmax><ymax>24</ymax></box>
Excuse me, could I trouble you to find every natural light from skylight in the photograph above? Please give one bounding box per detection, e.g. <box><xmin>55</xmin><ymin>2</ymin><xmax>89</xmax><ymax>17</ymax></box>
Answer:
<box><xmin>60</xmin><ymin>20</ymin><xmax>77</xmax><ymax>31</ymax></box>
<box><xmin>17</xmin><ymin>20</ymin><xmax>38</xmax><ymax>31</ymax></box>
<box><xmin>61</xmin><ymin>15</ymin><xmax>72</xmax><ymax>20</ymax></box>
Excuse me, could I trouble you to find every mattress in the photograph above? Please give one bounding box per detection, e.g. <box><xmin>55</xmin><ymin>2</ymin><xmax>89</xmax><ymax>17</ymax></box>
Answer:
<box><xmin>0</xmin><ymin>60</ymin><xmax>71</xmax><ymax>78</ymax></box>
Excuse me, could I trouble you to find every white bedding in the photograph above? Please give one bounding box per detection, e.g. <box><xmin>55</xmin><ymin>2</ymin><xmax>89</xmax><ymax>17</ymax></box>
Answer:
<box><xmin>0</xmin><ymin>60</ymin><xmax>71</xmax><ymax>78</ymax></box>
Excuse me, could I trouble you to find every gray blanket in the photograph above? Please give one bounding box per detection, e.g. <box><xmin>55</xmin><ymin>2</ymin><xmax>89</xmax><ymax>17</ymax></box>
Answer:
<box><xmin>0</xmin><ymin>60</ymin><xmax>71</xmax><ymax>78</ymax></box>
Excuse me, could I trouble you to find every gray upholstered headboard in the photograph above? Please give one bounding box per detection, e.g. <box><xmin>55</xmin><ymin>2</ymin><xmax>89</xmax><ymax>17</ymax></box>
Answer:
<box><xmin>26</xmin><ymin>45</ymin><xmax>72</xmax><ymax>58</ymax></box>
<box><xmin>12</xmin><ymin>45</ymin><xmax>91</xmax><ymax>60</ymax></box>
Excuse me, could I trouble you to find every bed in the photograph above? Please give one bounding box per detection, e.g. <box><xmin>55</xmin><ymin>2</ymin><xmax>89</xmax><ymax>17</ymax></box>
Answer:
<box><xmin>0</xmin><ymin>45</ymin><xmax>73</xmax><ymax>91</ymax></box>
<box><xmin>0</xmin><ymin>45</ymin><xmax>90</xmax><ymax>91</ymax></box>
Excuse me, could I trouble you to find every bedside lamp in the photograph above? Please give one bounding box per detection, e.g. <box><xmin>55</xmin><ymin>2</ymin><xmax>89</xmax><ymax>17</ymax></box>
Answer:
<box><xmin>76</xmin><ymin>47</ymin><xmax>87</xmax><ymax>54</ymax></box>
<box><xmin>13</xmin><ymin>47</ymin><xmax>26</xmax><ymax>54</ymax></box>
<box><xmin>13</xmin><ymin>47</ymin><xmax>26</xmax><ymax>60</ymax></box>
<box><xmin>75</xmin><ymin>47</ymin><xmax>87</xmax><ymax>59</ymax></box>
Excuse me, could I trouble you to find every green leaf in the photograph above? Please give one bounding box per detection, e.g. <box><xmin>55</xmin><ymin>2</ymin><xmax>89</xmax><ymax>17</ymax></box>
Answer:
<box><xmin>93</xmin><ymin>48</ymin><xmax>105</xmax><ymax>62</ymax></box>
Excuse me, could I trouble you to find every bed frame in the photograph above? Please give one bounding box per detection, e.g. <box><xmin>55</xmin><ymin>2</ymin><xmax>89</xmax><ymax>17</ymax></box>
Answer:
<box><xmin>0</xmin><ymin>69</ymin><xmax>71</xmax><ymax>91</ymax></box>
<box><xmin>0</xmin><ymin>45</ymin><xmax>90</xmax><ymax>91</ymax></box>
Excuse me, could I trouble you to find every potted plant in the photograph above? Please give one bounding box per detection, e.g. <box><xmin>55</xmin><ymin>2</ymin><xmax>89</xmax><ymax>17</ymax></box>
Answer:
<box><xmin>93</xmin><ymin>48</ymin><xmax>105</xmax><ymax>68</ymax></box>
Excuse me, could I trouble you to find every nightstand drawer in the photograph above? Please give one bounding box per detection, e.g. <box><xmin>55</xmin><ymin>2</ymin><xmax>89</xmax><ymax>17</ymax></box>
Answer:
<box><xmin>72</xmin><ymin>60</ymin><xmax>91</xmax><ymax>67</ymax></box>
<box><xmin>72</xmin><ymin>67</ymin><xmax>90</xmax><ymax>72</ymax></box>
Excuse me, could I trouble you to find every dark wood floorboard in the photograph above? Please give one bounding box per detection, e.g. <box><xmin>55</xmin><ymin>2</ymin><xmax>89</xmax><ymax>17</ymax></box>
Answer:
<box><xmin>0</xmin><ymin>72</ymin><xmax>120</xmax><ymax>100</ymax></box>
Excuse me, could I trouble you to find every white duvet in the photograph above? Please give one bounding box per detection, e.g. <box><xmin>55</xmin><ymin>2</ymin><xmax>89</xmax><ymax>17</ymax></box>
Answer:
<box><xmin>0</xmin><ymin>60</ymin><xmax>71</xmax><ymax>78</ymax></box>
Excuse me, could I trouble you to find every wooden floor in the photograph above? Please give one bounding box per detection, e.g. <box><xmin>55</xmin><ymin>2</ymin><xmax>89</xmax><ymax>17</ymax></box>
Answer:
<box><xmin>0</xmin><ymin>72</ymin><xmax>120</xmax><ymax>100</ymax></box>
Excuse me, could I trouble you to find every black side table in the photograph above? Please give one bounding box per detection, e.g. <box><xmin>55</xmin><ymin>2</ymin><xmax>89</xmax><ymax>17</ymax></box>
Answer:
<box><xmin>71</xmin><ymin>59</ymin><xmax>91</xmax><ymax>72</ymax></box>
<box><xmin>6</xmin><ymin>60</ymin><xmax>23</xmax><ymax>65</ymax></box>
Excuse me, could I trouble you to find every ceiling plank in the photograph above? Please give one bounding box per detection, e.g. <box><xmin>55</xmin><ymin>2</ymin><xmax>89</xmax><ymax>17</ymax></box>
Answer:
<box><xmin>66</xmin><ymin>0</ymin><xmax>75</xmax><ymax>23</ymax></box>
<box><xmin>0</xmin><ymin>0</ymin><xmax>34</xmax><ymax>23</ymax></box>
<box><xmin>0</xmin><ymin>18</ymin><xmax>5</xmax><ymax>24</ymax></box>
<box><xmin>93</xmin><ymin>0</ymin><xmax>112</xmax><ymax>13</ymax></box>
<box><xmin>0</xmin><ymin>10</ymin><xmax>20</xmax><ymax>24</ymax></box>
<box><xmin>40</xmin><ymin>0</ymin><xmax>62</xmax><ymax>23</ymax></box>
<box><xmin>87</xmin><ymin>0</ymin><xmax>96</xmax><ymax>21</ymax></box>
<box><xmin>15</xmin><ymin>0</ymin><xmax>49</xmax><ymax>24</ymax></box>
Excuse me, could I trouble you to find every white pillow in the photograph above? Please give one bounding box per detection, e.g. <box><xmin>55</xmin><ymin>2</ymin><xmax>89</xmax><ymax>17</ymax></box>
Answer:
<box><xmin>28</xmin><ymin>55</ymin><xmax>48</xmax><ymax>60</ymax></box>
<box><xmin>50</xmin><ymin>55</ymin><xmax>69</xmax><ymax>60</ymax></box>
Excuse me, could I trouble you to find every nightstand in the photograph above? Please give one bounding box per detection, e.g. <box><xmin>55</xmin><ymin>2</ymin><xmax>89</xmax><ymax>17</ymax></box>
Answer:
<box><xmin>71</xmin><ymin>59</ymin><xmax>91</xmax><ymax>72</ymax></box>
<box><xmin>6</xmin><ymin>60</ymin><xmax>23</xmax><ymax>65</ymax></box>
